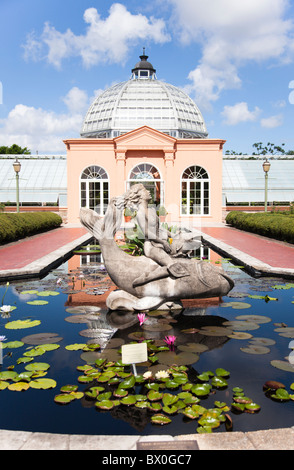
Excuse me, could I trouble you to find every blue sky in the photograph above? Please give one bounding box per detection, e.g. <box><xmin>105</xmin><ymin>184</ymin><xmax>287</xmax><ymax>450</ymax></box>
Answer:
<box><xmin>0</xmin><ymin>0</ymin><xmax>294</xmax><ymax>154</ymax></box>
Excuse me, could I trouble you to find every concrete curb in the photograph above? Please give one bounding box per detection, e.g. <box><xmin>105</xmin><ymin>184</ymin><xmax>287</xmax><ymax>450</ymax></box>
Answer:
<box><xmin>1</xmin><ymin>427</ymin><xmax>294</xmax><ymax>450</ymax></box>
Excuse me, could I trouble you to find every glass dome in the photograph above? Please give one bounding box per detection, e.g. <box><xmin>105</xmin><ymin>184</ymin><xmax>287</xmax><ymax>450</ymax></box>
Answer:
<box><xmin>80</xmin><ymin>52</ymin><xmax>208</xmax><ymax>139</ymax></box>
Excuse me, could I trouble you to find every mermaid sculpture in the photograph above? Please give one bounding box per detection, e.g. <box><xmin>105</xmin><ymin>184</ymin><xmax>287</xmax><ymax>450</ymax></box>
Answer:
<box><xmin>80</xmin><ymin>184</ymin><xmax>234</xmax><ymax>311</ymax></box>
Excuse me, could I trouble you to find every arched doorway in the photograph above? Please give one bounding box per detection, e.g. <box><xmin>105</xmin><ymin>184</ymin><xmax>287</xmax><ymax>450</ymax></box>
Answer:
<box><xmin>181</xmin><ymin>165</ymin><xmax>210</xmax><ymax>215</ymax></box>
<box><xmin>80</xmin><ymin>165</ymin><xmax>109</xmax><ymax>215</ymax></box>
<box><xmin>127</xmin><ymin>163</ymin><xmax>164</xmax><ymax>206</ymax></box>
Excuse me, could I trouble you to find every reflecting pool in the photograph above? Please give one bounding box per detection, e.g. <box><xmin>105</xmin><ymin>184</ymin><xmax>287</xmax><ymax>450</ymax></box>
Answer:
<box><xmin>0</xmin><ymin>249</ymin><xmax>294</xmax><ymax>436</ymax></box>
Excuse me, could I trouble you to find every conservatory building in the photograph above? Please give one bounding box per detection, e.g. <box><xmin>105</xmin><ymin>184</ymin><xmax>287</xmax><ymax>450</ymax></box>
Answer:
<box><xmin>64</xmin><ymin>52</ymin><xmax>225</xmax><ymax>226</ymax></box>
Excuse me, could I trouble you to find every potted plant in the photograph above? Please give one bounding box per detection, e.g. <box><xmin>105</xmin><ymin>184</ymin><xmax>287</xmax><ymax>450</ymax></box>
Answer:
<box><xmin>124</xmin><ymin>207</ymin><xmax>136</xmax><ymax>222</ymax></box>
<box><xmin>157</xmin><ymin>206</ymin><xmax>168</xmax><ymax>222</ymax></box>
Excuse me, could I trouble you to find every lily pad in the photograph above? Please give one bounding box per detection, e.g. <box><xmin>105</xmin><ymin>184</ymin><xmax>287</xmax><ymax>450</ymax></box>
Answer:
<box><xmin>223</xmin><ymin>321</ymin><xmax>260</xmax><ymax>331</ymax></box>
<box><xmin>29</xmin><ymin>378</ymin><xmax>57</xmax><ymax>389</ymax></box>
<box><xmin>37</xmin><ymin>291</ymin><xmax>60</xmax><ymax>297</ymax></box>
<box><xmin>221</xmin><ymin>302</ymin><xmax>251</xmax><ymax>309</ymax></box>
<box><xmin>54</xmin><ymin>394</ymin><xmax>76</xmax><ymax>404</ymax></box>
<box><xmin>2</xmin><ymin>340</ymin><xmax>24</xmax><ymax>349</ymax></box>
<box><xmin>25</xmin><ymin>362</ymin><xmax>50</xmax><ymax>371</ymax></box>
<box><xmin>20</xmin><ymin>290</ymin><xmax>39</xmax><ymax>295</ymax></box>
<box><xmin>178</xmin><ymin>343</ymin><xmax>208</xmax><ymax>353</ymax></box>
<box><xmin>157</xmin><ymin>351</ymin><xmax>199</xmax><ymax>366</ymax></box>
<box><xmin>0</xmin><ymin>371</ymin><xmax>18</xmax><ymax>381</ymax></box>
<box><xmin>228</xmin><ymin>332</ymin><xmax>253</xmax><ymax>340</ymax></box>
<box><xmin>270</xmin><ymin>360</ymin><xmax>294</xmax><ymax>373</ymax></box>
<box><xmin>8</xmin><ymin>381</ymin><xmax>30</xmax><ymax>391</ymax></box>
<box><xmin>240</xmin><ymin>346</ymin><xmax>270</xmax><ymax>355</ymax></box>
<box><xmin>198</xmin><ymin>326</ymin><xmax>233</xmax><ymax>337</ymax></box>
<box><xmin>151</xmin><ymin>414</ymin><xmax>172</xmax><ymax>425</ymax></box>
<box><xmin>235</xmin><ymin>315</ymin><xmax>271</xmax><ymax>324</ymax></box>
<box><xmin>21</xmin><ymin>333</ymin><xmax>63</xmax><ymax>345</ymax></box>
<box><xmin>26</xmin><ymin>300</ymin><xmax>48</xmax><ymax>305</ymax></box>
<box><xmin>95</xmin><ymin>399</ymin><xmax>114</xmax><ymax>410</ymax></box>
<box><xmin>5</xmin><ymin>319</ymin><xmax>41</xmax><ymax>329</ymax></box>
<box><xmin>249</xmin><ymin>337</ymin><xmax>276</xmax><ymax>346</ymax></box>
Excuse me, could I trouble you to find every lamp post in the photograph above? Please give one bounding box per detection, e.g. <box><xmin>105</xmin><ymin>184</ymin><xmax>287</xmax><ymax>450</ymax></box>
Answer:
<box><xmin>262</xmin><ymin>158</ymin><xmax>271</xmax><ymax>212</ymax></box>
<box><xmin>12</xmin><ymin>158</ymin><xmax>21</xmax><ymax>213</ymax></box>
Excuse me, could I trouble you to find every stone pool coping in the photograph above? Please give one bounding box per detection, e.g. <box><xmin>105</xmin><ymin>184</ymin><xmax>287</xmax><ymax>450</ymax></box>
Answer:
<box><xmin>1</xmin><ymin>427</ymin><xmax>294</xmax><ymax>450</ymax></box>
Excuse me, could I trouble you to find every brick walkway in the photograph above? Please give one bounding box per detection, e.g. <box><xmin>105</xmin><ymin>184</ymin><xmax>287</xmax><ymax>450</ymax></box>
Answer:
<box><xmin>201</xmin><ymin>226</ymin><xmax>294</xmax><ymax>270</ymax></box>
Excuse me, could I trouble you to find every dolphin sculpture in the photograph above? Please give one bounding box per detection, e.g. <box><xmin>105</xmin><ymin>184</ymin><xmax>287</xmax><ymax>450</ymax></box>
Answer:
<box><xmin>79</xmin><ymin>196</ymin><xmax>234</xmax><ymax>311</ymax></box>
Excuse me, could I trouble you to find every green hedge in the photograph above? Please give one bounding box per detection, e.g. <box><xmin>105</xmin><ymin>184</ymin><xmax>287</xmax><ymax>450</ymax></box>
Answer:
<box><xmin>0</xmin><ymin>212</ymin><xmax>62</xmax><ymax>244</ymax></box>
<box><xmin>226</xmin><ymin>211</ymin><xmax>294</xmax><ymax>244</ymax></box>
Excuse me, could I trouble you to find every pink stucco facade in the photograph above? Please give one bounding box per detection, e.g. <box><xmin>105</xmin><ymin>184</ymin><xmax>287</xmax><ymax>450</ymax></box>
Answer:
<box><xmin>64</xmin><ymin>126</ymin><xmax>225</xmax><ymax>226</ymax></box>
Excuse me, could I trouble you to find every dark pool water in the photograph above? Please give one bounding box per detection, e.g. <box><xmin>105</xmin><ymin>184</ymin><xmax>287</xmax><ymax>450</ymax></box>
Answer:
<box><xmin>0</xmin><ymin>251</ymin><xmax>294</xmax><ymax>436</ymax></box>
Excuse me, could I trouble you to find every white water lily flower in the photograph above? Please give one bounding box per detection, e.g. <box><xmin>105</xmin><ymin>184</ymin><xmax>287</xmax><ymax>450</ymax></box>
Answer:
<box><xmin>155</xmin><ymin>370</ymin><xmax>169</xmax><ymax>380</ymax></box>
<box><xmin>143</xmin><ymin>371</ymin><xmax>153</xmax><ymax>380</ymax></box>
<box><xmin>0</xmin><ymin>305</ymin><xmax>12</xmax><ymax>313</ymax></box>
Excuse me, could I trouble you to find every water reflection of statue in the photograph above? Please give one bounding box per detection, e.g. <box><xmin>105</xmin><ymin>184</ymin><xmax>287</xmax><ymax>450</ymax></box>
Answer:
<box><xmin>80</xmin><ymin>184</ymin><xmax>234</xmax><ymax>312</ymax></box>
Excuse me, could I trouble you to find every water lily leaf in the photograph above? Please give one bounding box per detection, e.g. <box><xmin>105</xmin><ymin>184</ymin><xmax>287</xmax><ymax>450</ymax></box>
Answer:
<box><xmin>25</xmin><ymin>362</ymin><xmax>50</xmax><ymax>371</ymax></box>
<box><xmin>215</xmin><ymin>368</ymin><xmax>230</xmax><ymax>377</ymax></box>
<box><xmin>198</xmin><ymin>414</ymin><xmax>221</xmax><ymax>428</ymax></box>
<box><xmin>148</xmin><ymin>402</ymin><xmax>162</xmax><ymax>411</ymax></box>
<box><xmin>95</xmin><ymin>399</ymin><xmax>114</xmax><ymax>410</ymax></box>
<box><xmin>249</xmin><ymin>337</ymin><xmax>276</xmax><ymax>346</ymax></box>
<box><xmin>147</xmin><ymin>390</ymin><xmax>163</xmax><ymax>401</ymax></box>
<box><xmin>162</xmin><ymin>405</ymin><xmax>178</xmax><ymax>415</ymax></box>
<box><xmin>37</xmin><ymin>291</ymin><xmax>59</xmax><ymax>297</ymax></box>
<box><xmin>245</xmin><ymin>402</ymin><xmax>261</xmax><ymax>413</ymax></box>
<box><xmin>223</xmin><ymin>321</ymin><xmax>259</xmax><ymax>331</ymax></box>
<box><xmin>221</xmin><ymin>302</ymin><xmax>251</xmax><ymax>309</ymax></box>
<box><xmin>151</xmin><ymin>414</ymin><xmax>172</xmax><ymax>425</ymax></box>
<box><xmin>182</xmin><ymin>406</ymin><xmax>200</xmax><ymax>419</ymax></box>
<box><xmin>54</xmin><ymin>394</ymin><xmax>75</xmax><ymax>404</ymax></box>
<box><xmin>178</xmin><ymin>343</ymin><xmax>208</xmax><ymax>353</ymax></box>
<box><xmin>21</xmin><ymin>333</ymin><xmax>63</xmax><ymax>345</ymax></box>
<box><xmin>157</xmin><ymin>351</ymin><xmax>199</xmax><ymax>366</ymax></box>
<box><xmin>29</xmin><ymin>378</ymin><xmax>57</xmax><ymax>389</ymax></box>
<box><xmin>5</xmin><ymin>319</ymin><xmax>41</xmax><ymax>329</ymax></box>
<box><xmin>198</xmin><ymin>326</ymin><xmax>233</xmax><ymax>336</ymax></box>
<box><xmin>14</xmin><ymin>371</ymin><xmax>33</xmax><ymax>382</ymax></box>
<box><xmin>0</xmin><ymin>371</ymin><xmax>18</xmax><ymax>381</ymax></box>
<box><xmin>235</xmin><ymin>315</ymin><xmax>271</xmax><ymax>324</ymax></box>
<box><xmin>162</xmin><ymin>393</ymin><xmax>178</xmax><ymax>407</ymax></box>
<box><xmin>0</xmin><ymin>381</ymin><xmax>9</xmax><ymax>390</ymax></box>
<box><xmin>65</xmin><ymin>343</ymin><xmax>88</xmax><ymax>351</ymax></box>
<box><xmin>20</xmin><ymin>290</ymin><xmax>39</xmax><ymax>295</ymax></box>
<box><xmin>96</xmin><ymin>392</ymin><xmax>112</xmax><ymax>401</ymax></box>
<box><xmin>8</xmin><ymin>381</ymin><xmax>30</xmax><ymax>391</ymax></box>
<box><xmin>197</xmin><ymin>426</ymin><xmax>213</xmax><ymax>433</ymax></box>
<box><xmin>240</xmin><ymin>346</ymin><xmax>270</xmax><ymax>355</ymax></box>
<box><xmin>228</xmin><ymin>332</ymin><xmax>253</xmax><ymax>340</ymax></box>
<box><xmin>274</xmin><ymin>327</ymin><xmax>294</xmax><ymax>338</ymax></box>
<box><xmin>191</xmin><ymin>383</ymin><xmax>211</xmax><ymax>396</ymax></box>
<box><xmin>211</xmin><ymin>376</ymin><xmax>228</xmax><ymax>388</ymax></box>
<box><xmin>120</xmin><ymin>395</ymin><xmax>137</xmax><ymax>406</ymax></box>
<box><xmin>118</xmin><ymin>375</ymin><xmax>136</xmax><ymax>389</ymax></box>
<box><xmin>271</xmin><ymin>388</ymin><xmax>290</xmax><ymax>401</ymax></box>
<box><xmin>2</xmin><ymin>341</ymin><xmax>24</xmax><ymax>349</ymax></box>
<box><xmin>60</xmin><ymin>385</ymin><xmax>79</xmax><ymax>393</ymax></box>
<box><xmin>26</xmin><ymin>300</ymin><xmax>48</xmax><ymax>305</ymax></box>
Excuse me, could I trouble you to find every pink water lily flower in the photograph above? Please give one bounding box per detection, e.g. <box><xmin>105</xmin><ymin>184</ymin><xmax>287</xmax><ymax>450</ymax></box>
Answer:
<box><xmin>163</xmin><ymin>335</ymin><xmax>177</xmax><ymax>350</ymax></box>
<box><xmin>137</xmin><ymin>313</ymin><xmax>147</xmax><ymax>326</ymax></box>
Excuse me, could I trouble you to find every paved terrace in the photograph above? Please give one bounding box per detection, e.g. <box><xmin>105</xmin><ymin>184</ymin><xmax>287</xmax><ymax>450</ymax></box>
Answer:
<box><xmin>0</xmin><ymin>223</ymin><xmax>294</xmax><ymax>450</ymax></box>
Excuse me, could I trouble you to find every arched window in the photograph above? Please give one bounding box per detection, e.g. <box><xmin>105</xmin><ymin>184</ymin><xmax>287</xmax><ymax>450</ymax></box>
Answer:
<box><xmin>181</xmin><ymin>165</ymin><xmax>210</xmax><ymax>215</ymax></box>
<box><xmin>127</xmin><ymin>163</ymin><xmax>164</xmax><ymax>206</ymax></box>
<box><xmin>80</xmin><ymin>165</ymin><xmax>109</xmax><ymax>215</ymax></box>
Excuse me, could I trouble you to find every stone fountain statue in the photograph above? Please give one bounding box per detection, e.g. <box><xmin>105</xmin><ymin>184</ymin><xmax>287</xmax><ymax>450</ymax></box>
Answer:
<box><xmin>80</xmin><ymin>184</ymin><xmax>234</xmax><ymax>311</ymax></box>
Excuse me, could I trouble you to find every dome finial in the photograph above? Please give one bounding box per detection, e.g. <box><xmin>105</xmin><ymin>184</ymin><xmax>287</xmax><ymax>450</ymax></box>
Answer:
<box><xmin>131</xmin><ymin>49</ymin><xmax>156</xmax><ymax>79</ymax></box>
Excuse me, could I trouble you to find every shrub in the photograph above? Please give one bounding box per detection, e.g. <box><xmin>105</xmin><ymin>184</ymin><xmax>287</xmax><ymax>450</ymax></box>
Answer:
<box><xmin>226</xmin><ymin>211</ymin><xmax>294</xmax><ymax>244</ymax></box>
<box><xmin>0</xmin><ymin>212</ymin><xmax>62</xmax><ymax>244</ymax></box>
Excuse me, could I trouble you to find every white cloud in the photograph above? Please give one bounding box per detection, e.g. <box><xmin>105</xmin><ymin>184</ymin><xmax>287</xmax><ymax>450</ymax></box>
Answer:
<box><xmin>221</xmin><ymin>102</ymin><xmax>261</xmax><ymax>125</ymax></box>
<box><xmin>0</xmin><ymin>87</ymin><xmax>91</xmax><ymax>153</ymax></box>
<box><xmin>167</xmin><ymin>0</ymin><xmax>294</xmax><ymax>107</ymax></box>
<box><xmin>260</xmin><ymin>114</ymin><xmax>283</xmax><ymax>128</ymax></box>
<box><xmin>23</xmin><ymin>4</ymin><xmax>170</xmax><ymax>68</ymax></box>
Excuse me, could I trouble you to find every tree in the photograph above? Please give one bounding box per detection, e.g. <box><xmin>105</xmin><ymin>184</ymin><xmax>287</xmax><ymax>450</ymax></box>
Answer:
<box><xmin>252</xmin><ymin>142</ymin><xmax>286</xmax><ymax>155</ymax></box>
<box><xmin>0</xmin><ymin>144</ymin><xmax>31</xmax><ymax>154</ymax></box>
